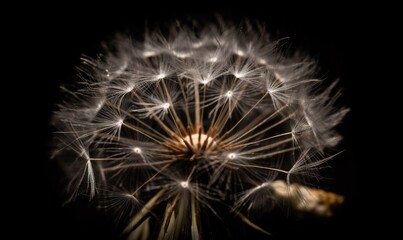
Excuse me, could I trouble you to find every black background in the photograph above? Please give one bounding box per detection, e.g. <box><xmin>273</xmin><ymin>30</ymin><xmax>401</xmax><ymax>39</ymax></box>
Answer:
<box><xmin>10</xmin><ymin>3</ymin><xmax>365</xmax><ymax>239</ymax></box>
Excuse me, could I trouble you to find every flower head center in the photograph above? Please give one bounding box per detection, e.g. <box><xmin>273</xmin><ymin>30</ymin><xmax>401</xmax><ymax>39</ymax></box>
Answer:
<box><xmin>177</xmin><ymin>133</ymin><xmax>216</xmax><ymax>159</ymax></box>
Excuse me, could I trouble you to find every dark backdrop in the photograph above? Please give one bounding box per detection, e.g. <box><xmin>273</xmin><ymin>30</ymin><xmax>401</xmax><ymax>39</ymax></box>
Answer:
<box><xmin>13</xmin><ymin>3</ymin><xmax>361</xmax><ymax>239</ymax></box>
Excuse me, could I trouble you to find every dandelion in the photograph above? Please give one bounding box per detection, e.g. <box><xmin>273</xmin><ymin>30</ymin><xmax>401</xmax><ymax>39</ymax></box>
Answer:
<box><xmin>52</xmin><ymin>20</ymin><xmax>348</xmax><ymax>239</ymax></box>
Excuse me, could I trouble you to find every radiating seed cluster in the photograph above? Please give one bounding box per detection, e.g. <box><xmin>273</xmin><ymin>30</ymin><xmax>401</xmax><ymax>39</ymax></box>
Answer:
<box><xmin>52</xmin><ymin>22</ymin><xmax>348</xmax><ymax>239</ymax></box>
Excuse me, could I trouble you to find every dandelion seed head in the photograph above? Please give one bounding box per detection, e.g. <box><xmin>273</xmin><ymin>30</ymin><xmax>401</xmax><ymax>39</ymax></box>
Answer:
<box><xmin>226</xmin><ymin>90</ymin><xmax>233</xmax><ymax>98</ymax></box>
<box><xmin>116</xmin><ymin>118</ymin><xmax>123</xmax><ymax>126</ymax></box>
<box><xmin>124</xmin><ymin>84</ymin><xmax>135</xmax><ymax>93</ymax></box>
<box><xmin>227</xmin><ymin>153</ymin><xmax>237</xmax><ymax>160</ymax></box>
<box><xmin>162</xmin><ymin>103</ymin><xmax>170</xmax><ymax>109</ymax></box>
<box><xmin>233</xmin><ymin>72</ymin><xmax>245</xmax><ymax>79</ymax></box>
<box><xmin>200</xmin><ymin>79</ymin><xmax>210</xmax><ymax>85</ymax></box>
<box><xmin>51</xmin><ymin>19</ymin><xmax>348</xmax><ymax>239</ymax></box>
<box><xmin>155</xmin><ymin>73</ymin><xmax>166</xmax><ymax>80</ymax></box>
<box><xmin>180</xmin><ymin>181</ymin><xmax>189</xmax><ymax>188</ymax></box>
<box><xmin>133</xmin><ymin>147</ymin><xmax>141</xmax><ymax>154</ymax></box>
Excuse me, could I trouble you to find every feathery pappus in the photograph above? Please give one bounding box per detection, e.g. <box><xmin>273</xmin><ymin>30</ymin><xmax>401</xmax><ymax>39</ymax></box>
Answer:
<box><xmin>52</xmin><ymin>20</ymin><xmax>348</xmax><ymax>239</ymax></box>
